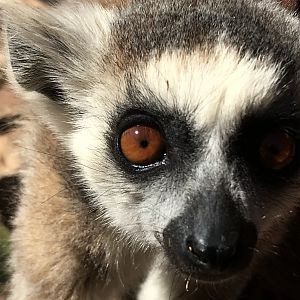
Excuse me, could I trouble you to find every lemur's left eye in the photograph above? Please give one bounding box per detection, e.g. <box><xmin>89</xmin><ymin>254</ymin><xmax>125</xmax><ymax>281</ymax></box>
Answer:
<box><xmin>259</xmin><ymin>130</ymin><xmax>296</xmax><ymax>170</ymax></box>
<box><xmin>120</xmin><ymin>125</ymin><xmax>166</xmax><ymax>166</ymax></box>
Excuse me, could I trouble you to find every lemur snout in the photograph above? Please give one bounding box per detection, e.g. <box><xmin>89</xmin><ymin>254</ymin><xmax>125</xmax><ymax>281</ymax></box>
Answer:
<box><xmin>162</xmin><ymin>202</ymin><xmax>257</xmax><ymax>281</ymax></box>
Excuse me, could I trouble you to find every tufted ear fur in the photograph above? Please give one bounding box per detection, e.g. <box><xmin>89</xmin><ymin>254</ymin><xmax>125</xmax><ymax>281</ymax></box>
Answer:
<box><xmin>4</xmin><ymin>3</ymin><xmax>116</xmax><ymax>134</ymax></box>
<box><xmin>5</xmin><ymin>3</ymin><xmax>114</xmax><ymax>102</ymax></box>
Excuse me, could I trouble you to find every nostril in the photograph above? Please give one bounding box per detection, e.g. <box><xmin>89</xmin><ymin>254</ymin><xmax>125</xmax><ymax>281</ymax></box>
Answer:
<box><xmin>186</xmin><ymin>238</ymin><xmax>205</xmax><ymax>259</ymax></box>
<box><xmin>185</xmin><ymin>235</ymin><xmax>238</xmax><ymax>271</ymax></box>
<box><xmin>186</xmin><ymin>237</ymin><xmax>211</xmax><ymax>267</ymax></box>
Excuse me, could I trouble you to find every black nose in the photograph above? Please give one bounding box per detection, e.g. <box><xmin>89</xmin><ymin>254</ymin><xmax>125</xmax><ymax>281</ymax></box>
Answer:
<box><xmin>162</xmin><ymin>217</ymin><xmax>257</xmax><ymax>281</ymax></box>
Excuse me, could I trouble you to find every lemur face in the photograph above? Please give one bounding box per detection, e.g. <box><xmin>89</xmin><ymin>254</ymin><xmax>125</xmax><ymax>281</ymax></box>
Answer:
<box><xmin>5</xmin><ymin>0</ymin><xmax>300</xmax><ymax>283</ymax></box>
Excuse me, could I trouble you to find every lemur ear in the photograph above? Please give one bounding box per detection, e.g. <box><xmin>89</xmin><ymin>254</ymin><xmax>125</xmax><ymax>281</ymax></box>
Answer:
<box><xmin>277</xmin><ymin>0</ymin><xmax>299</xmax><ymax>12</ymax></box>
<box><xmin>5</xmin><ymin>6</ymin><xmax>76</xmax><ymax>103</ymax></box>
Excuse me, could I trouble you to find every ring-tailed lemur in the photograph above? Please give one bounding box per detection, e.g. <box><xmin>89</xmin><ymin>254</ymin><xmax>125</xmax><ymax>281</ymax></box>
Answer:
<box><xmin>2</xmin><ymin>0</ymin><xmax>300</xmax><ymax>299</ymax></box>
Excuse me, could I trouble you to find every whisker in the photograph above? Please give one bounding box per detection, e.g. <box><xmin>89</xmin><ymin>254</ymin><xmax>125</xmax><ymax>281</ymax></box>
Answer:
<box><xmin>185</xmin><ymin>274</ymin><xmax>192</xmax><ymax>292</ymax></box>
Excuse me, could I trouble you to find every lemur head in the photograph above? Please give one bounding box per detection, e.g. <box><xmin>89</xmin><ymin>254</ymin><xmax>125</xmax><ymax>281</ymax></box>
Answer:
<box><xmin>4</xmin><ymin>0</ymin><xmax>300</xmax><ymax>283</ymax></box>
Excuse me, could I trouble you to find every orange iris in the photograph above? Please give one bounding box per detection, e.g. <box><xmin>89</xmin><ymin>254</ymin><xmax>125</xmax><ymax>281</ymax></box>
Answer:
<box><xmin>120</xmin><ymin>125</ymin><xmax>165</xmax><ymax>165</ymax></box>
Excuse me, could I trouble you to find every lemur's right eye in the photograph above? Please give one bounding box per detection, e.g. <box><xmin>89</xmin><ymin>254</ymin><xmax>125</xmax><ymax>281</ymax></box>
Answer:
<box><xmin>120</xmin><ymin>124</ymin><xmax>166</xmax><ymax>166</ymax></box>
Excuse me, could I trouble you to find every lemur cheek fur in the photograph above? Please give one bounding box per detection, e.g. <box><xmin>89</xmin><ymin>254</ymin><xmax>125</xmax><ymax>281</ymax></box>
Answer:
<box><xmin>3</xmin><ymin>0</ymin><xmax>300</xmax><ymax>299</ymax></box>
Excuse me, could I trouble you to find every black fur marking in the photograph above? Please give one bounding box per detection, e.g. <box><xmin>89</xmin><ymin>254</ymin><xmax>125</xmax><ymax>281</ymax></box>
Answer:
<box><xmin>0</xmin><ymin>176</ymin><xmax>20</xmax><ymax>229</ymax></box>
<box><xmin>239</xmin><ymin>209</ymin><xmax>300</xmax><ymax>300</ymax></box>
<box><xmin>64</xmin><ymin>163</ymin><xmax>98</xmax><ymax>210</ymax></box>
<box><xmin>0</xmin><ymin>116</ymin><xmax>20</xmax><ymax>135</ymax></box>
<box><xmin>115</xmin><ymin>0</ymin><xmax>299</xmax><ymax>66</ymax></box>
<box><xmin>53</xmin><ymin>141</ymin><xmax>100</xmax><ymax>211</ymax></box>
<box><xmin>39</xmin><ymin>0</ymin><xmax>61</xmax><ymax>4</ymax></box>
<box><xmin>121</xmin><ymin>290</ymin><xmax>138</xmax><ymax>300</ymax></box>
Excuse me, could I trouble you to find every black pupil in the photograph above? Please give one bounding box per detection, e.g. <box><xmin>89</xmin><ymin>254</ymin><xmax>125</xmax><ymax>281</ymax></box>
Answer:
<box><xmin>268</xmin><ymin>144</ymin><xmax>280</xmax><ymax>155</ymax></box>
<box><xmin>140</xmin><ymin>140</ymin><xmax>149</xmax><ymax>148</ymax></box>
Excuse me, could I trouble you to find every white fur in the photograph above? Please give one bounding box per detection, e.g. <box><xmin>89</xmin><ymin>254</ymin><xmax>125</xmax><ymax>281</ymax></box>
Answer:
<box><xmin>140</xmin><ymin>45</ymin><xmax>281</xmax><ymax>129</ymax></box>
<box><xmin>138</xmin><ymin>266</ymin><xmax>175</xmax><ymax>300</ymax></box>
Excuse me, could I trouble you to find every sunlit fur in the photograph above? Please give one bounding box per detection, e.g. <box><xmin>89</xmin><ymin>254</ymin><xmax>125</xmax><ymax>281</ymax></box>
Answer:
<box><xmin>3</xmin><ymin>0</ymin><xmax>300</xmax><ymax>299</ymax></box>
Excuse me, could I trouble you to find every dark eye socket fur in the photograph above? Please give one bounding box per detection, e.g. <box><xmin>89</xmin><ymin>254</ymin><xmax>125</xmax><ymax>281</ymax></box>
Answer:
<box><xmin>111</xmin><ymin>108</ymin><xmax>300</xmax><ymax>180</ymax></box>
<box><xmin>107</xmin><ymin>106</ymin><xmax>200</xmax><ymax>180</ymax></box>
<box><xmin>231</xmin><ymin>119</ymin><xmax>300</xmax><ymax>186</ymax></box>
